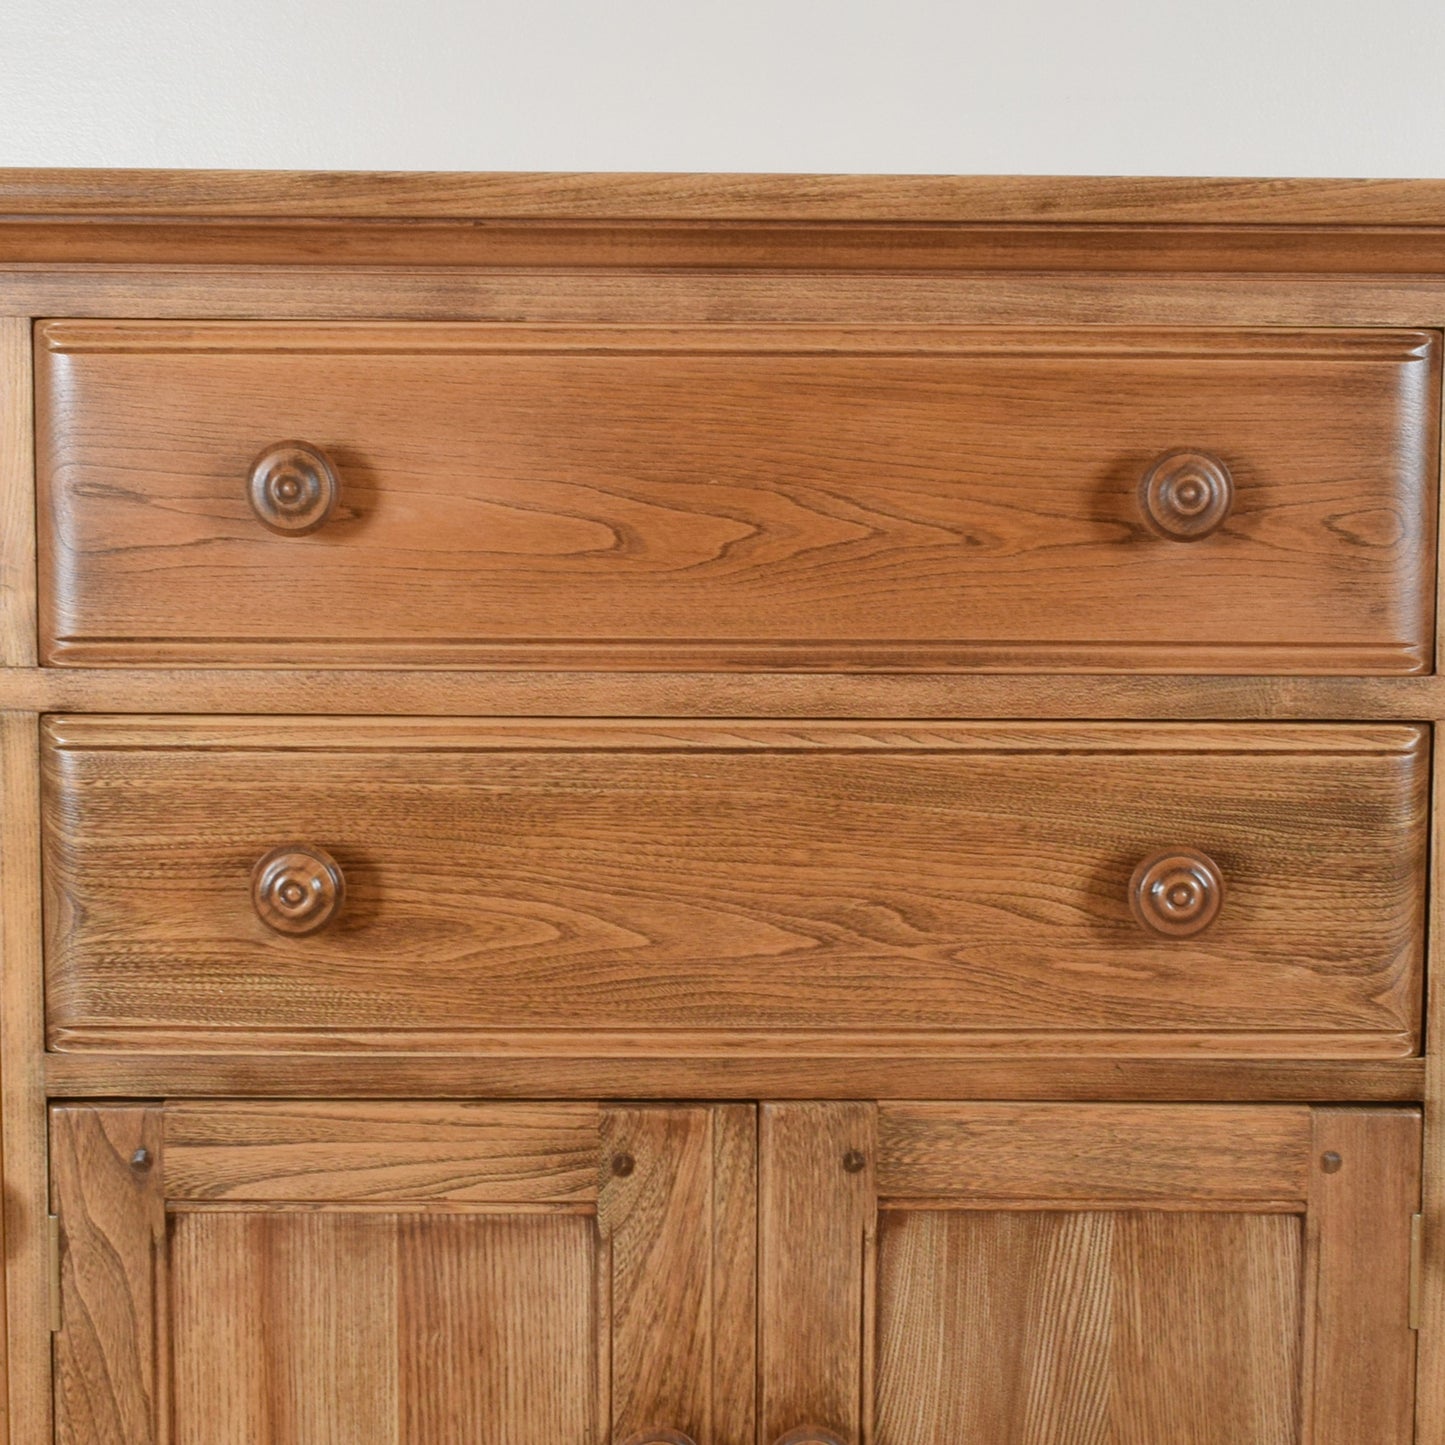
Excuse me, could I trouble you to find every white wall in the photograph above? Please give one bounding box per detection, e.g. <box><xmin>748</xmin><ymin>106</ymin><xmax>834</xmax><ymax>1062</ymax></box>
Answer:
<box><xmin>4</xmin><ymin>0</ymin><xmax>1445</xmax><ymax>176</ymax></box>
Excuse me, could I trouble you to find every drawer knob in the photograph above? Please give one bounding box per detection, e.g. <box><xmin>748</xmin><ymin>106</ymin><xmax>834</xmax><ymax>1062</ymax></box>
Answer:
<box><xmin>1129</xmin><ymin>848</ymin><xmax>1225</xmax><ymax>938</ymax></box>
<box><xmin>251</xmin><ymin>844</ymin><xmax>345</xmax><ymax>935</ymax></box>
<box><xmin>1138</xmin><ymin>449</ymin><xmax>1233</xmax><ymax>541</ymax></box>
<box><xmin>772</xmin><ymin>1431</ymin><xmax>848</xmax><ymax>1445</ymax></box>
<box><xmin>247</xmin><ymin>441</ymin><xmax>339</xmax><ymax>535</ymax></box>
<box><xmin>621</xmin><ymin>1434</ymin><xmax>699</xmax><ymax>1445</ymax></box>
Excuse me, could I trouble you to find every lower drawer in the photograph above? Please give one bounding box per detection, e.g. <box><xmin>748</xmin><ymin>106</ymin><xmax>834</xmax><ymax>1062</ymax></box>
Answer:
<box><xmin>42</xmin><ymin>718</ymin><xmax>1427</xmax><ymax>1057</ymax></box>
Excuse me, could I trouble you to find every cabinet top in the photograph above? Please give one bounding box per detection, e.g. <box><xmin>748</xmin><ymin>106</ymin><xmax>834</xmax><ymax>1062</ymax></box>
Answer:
<box><xmin>4</xmin><ymin>169</ymin><xmax>1445</xmax><ymax>223</ymax></box>
<box><xmin>8</xmin><ymin>171</ymin><xmax>1445</xmax><ymax>271</ymax></box>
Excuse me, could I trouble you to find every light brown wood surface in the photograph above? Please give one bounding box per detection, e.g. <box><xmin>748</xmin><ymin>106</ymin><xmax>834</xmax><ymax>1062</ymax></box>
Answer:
<box><xmin>5</xmin><ymin>175</ymin><xmax>1444</xmax><ymax>1444</ymax></box>
<box><xmin>0</xmin><ymin>321</ymin><xmax>35</xmax><ymax>670</ymax></box>
<box><xmin>13</xmin><ymin>668</ymin><xmax>1445</xmax><ymax>719</ymax></box>
<box><xmin>1422</xmin><ymin>727</ymin><xmax>1445</xmax><ymax>1445</ymax></box>
<box><xmin>875</xmin><ymin>1210</ymin><xmax>1304</xmax><ymax>1444</ymax></box>
<box><xmin>15</xmin><ymin>220</ymin><xmax>1445</xmax><ymax>273</ymax></box>
<box><xmin>40</xmin><ymin>1053</ymin><xmax>1427</xmax><ymax>1104</ymax></box>
<box><xmin>762</xmin><ymin>1102</ymin><xmax>1422</xmax><ymax>1445</ymax></box>
<box><xmin>51</xmin><ymin>1107</ymin><xmax>163</xmax><ymax>1445</ymax></box>
<box><xmin>759</xmin><ymin>1103</ymin><xmax>876</xmax><ymax>1445</ymax></box>
<box><xmin>50</xmin><ymin>1099</ymin><xmax>754</xmax><ymax>1445</ymax></box>
<box><xmin>1303</xmin><ymin>1108</ymin><xmax>1422</xmax><ymax>1445</ymax></box>
<box><xmin>11</xmin><ymin>170</ymin><xmax>1445</xmax><ymax>224</ymax></box>
<box><xmin>1</xmin><ymin>713</ymin><xmax>45</xmax><ymax>1445</ymax></box>
<box><xmin>162</xmin><ymin>1101</ymin><xmax>600</xmax><ymax>1202</ymax></box>
<box><xmin>172</xmin><ymin>1209</ymin><xmax>597</xmax><ymax>1445</ymax></box>
<box><xmin>42</xmin><ymin>719</ymin><xmax>1427</xmax><ymax>1055</ymax></box>
<box><xmin>14</xmin><ymin>272</ymin><xmax>1445</xmax><ymax>331</ymax></box>
<box><xmin>876</xmin><ymin>1102</ymin><xmax>1312</xmax><ymax>1205</ymax></box>
<box><xmin>37</xmin><ymin>322</ymin><xmax>1436</xmax><ymax>672</ymax></box>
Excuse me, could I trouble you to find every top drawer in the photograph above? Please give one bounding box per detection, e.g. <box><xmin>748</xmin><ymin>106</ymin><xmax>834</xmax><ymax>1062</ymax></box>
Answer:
<box><xmin>36</xmin><ymin>322</ymin><xmax>1439</xmax><ymax>672</ymax></box>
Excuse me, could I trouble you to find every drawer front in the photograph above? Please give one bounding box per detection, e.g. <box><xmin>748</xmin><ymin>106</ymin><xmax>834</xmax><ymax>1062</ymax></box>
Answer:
<box><xmin>37</xmin><ymin>322</ymin><xmax>1438</xmax><ymax>672</ymax></box>
<box><xmin>44</xmin><ymin>719</ymin><xmax>1426</xmax><ymax>1057</ymax></box>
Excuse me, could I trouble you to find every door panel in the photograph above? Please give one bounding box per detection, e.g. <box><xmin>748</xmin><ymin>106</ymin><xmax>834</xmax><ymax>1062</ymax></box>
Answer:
<box><xmin>759</xmin><ymin>1102</ymin><xmax>1421</xmax><ymax>1445</ymax></box>
<box><xmin>876</xmin><ymin>1210</ymin><xmax>1302</xmax><ymax>1444</ymax></box>
<box><xmin>52</xmin><ymin>1101</ymin><xmax>757</xmax><ymax>1445</ymax></box>
<box><xmin>171</xmin><ymin>1210</ymin><xmax>596</xmax><ymax>1445</ymax></box>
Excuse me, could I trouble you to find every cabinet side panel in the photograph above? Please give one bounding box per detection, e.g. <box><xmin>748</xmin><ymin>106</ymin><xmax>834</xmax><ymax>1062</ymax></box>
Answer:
<box><xmin>3</xmin><ymin>712</ymin><xmax>45</xmax><ymax>1445</ymax></box>
<box><xmin>0</xmin><ymin>319</ymin><xmax>35</xmax><ymax>668</ymax></box>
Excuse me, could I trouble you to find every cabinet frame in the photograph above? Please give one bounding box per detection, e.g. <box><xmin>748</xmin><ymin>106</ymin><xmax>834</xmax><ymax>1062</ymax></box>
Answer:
<box><xmin>2</xmin><ymin>177</ymin><xmax>1445</xmax><ymax>1443</ymax></box>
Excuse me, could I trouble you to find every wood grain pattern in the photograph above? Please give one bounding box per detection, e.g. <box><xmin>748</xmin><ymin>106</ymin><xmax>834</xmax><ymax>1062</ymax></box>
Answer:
<box><xmin>876</xmin><ymin>1104</ymin><xmax>1312</xmax><ymax>1206</ymax></box>
<box><xmin>14</xmin><ymin>271</ymin><xmax>1445</xmax><ymax>330</ymax></box>
<box><xmin>875</xmin><ymin>1210</ymin><xmax>1303</xmax><ymax>1445</ymax></box>
<box><xmin>50</xmin><ymin>1100</ymin><xmax>757</xmax><ymax>1444</ymax></box>
<box><xmin>863</xmin><ymin>1103</ymin><xmax>1419</xmax><ymax>1443</ymax></box>
<box><xmin>170</xmin><ymin>1209</ymin><xmax>597</xmax><ymax>1445</ymax></box>
<box><xmin>9</xmin><ymin>174</ymin><xmax>1445</xmax><ymax>1438</ymax></box>
<box><xmin>163</xmin><ymin>1101</ymin><xmax>600</xmax><ymax>1202</ymax></box>
<box><xmin>41</xmin><ymin>1052</ymin><xmax>1428</xmax><ymax>1104</ymax></box>
<box><xmin>51</xmin><ymin>1106</ymin><xmax>163</xmax><ymax>1445</ymax></box>
<box><xmin>1302</xmin><ymin>1107</ymin><xmax>1422</xmax><ymax>1445</ymax></box>
<box><xmin>8</xmin><ymin>666</ymin><xmax>1445</xmax><ymax>721</ymax></box>
<box><xmin>0</xmin><ymin>320</ymin><xmax>36</xmax><ymax>669</ymax></box>
<box><xmin>18</xmin><ymin>217</ymin><xmax>1445</xmax><ymax>272</ymax></box>
<box><xmin>42</xmin><ymin>719</ymin><xmax>1427</xmax><ymax>1054</ymax></box>
<box><xmin>708</xmin><ymin>1105</ymin><xmax>757</xmax><ymax>1445</ymax></box>
<box><xmin>2</xmin><ymin>713</ymin><xmax>46</xmax><ymax>1445</ymax></box>
<box><xmin>1420</xmin><ymin>727</ymin><xmax>1445</xmax><ymax>1445</ymax></box>
<box><xmin>758</xmin><ymin>1103</ymin><xmax>875</xmax><ymax>1445</ymax></box>
<box><xmin>36</xmin><ymin>323</ymin><xmax>1437</xmax><ymax>673</ymax></box>
<box><xmin>601</xmin><ymin>1107</ymin><xmax>713</xmax><ymax>1444</ymax></box>
<box><xmin>12</xmin><ymin>170</ymin><xmax>1445</xmax><ymax>224</ymax></box>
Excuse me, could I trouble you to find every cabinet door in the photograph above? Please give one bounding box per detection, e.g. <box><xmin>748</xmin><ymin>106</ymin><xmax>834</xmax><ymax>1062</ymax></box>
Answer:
<box><xmin>759</xmin><ymin>1103</ymin><xmax>1421</xmax><ymax>1445</ymax></box>
<box><xmin>52</xmin><ymin>1101</ymin><xmax>756</xmax><ymax>1445</ymax></box>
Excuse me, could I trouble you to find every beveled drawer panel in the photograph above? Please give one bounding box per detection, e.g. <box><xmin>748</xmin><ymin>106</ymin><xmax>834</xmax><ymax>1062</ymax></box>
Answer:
<box><xmin>36</xmin><ymin>322</ymin><xmax>1438</xmax><ymax>672</ymax></box>
<box><xmin>43</xmin><ymin>718</ymin><xmax>1426</xmax><ymax>1057</ymax></box>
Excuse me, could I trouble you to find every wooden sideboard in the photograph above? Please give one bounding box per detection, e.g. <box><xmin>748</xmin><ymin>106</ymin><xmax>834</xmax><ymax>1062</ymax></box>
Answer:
<box><xmin>1</xmin><ymin>170</ymin><xmax>1444</xmax><ymax>1443</ymax></box>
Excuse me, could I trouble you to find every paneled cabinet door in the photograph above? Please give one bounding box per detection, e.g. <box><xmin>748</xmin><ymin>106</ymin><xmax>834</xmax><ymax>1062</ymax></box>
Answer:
<box><xmin>51</xmin><ymin>1101</ymin><xmax>757</xmax><ymax>1445</ymax></box>
<box><xmin>758</xmin><ymin>1103</ymin><xmax>1421</xmax><ymax>1445</ymax></box>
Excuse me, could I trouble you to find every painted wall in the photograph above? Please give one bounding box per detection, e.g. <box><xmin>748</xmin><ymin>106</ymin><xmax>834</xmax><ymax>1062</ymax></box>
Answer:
<box><xmin>3</xmin><ymin>0</ymin><xmax>1444</xmax><ymax>176</ymax></box>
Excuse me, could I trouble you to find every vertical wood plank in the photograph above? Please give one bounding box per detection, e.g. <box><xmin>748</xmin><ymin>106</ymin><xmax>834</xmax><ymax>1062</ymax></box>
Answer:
<box><xmin>397</xmin><ymin>1213</ymin><xmax>594</xmax><ymax>1444</ymax></box>
<box><xmin>600</xmin><ymin>1105</ymin><xmax>714</xmax><ymax>1444</ymax></box>
<box><xmin>759</xmin><ymin>1102</ymin><xmax>876</xmax><ymax>1445</ymax></box>
<box><xmin>51</xmin><ymin>1105</ymin><xmax>164</xmax><ymax>1445</ymax></box>
<box><xmin>875</xmin><ymin>1209</ymin><xmax>1114</xmax><ymax>1445</ymax></box>
<box><xmin>874</xmin><ymin>1209</ymin><xmax>1301</xmax><ymax>1445</ymax></box>
<box><xmin>170</xmin><ymin>1214</ymin><xmax>268</xmax><ymax>1445</ymax></box>
<box><xmin>1114</xmin><ymin>1212</ymin><xmax>1301</xmax><ymax>1444</ymax></box>
<box><xmin>711</xmin><ymin>1105</ymin><xmax>758</xmax><ymax>1445</ymax></box>
<box><xmin>274</xmin><ymin>1213</ymin><xmax>398</xmax><ymax>1445</ymax></box>
<box><xmin>2</xmin><ymin>711</ymin><xmax>44</xmax><ymax>1445</ymax></box>
<box><xmin>0</xmin><ymin>318</ymin><xmax>35</xmax><ymax>668</ymax></box>
<box><xmin>1304</xmin><ymin>1107</ymin><xmax>1422</xmax><ymax>1445</ymax></box>
<box><xmin>172</xmin><ymin>1209</ymin><xmax>597</xmax><ymax>1444</ymax></box>
<box><xmin>1419</xmin><ymin>726</ymin><xmax>1445</xmax><ymax>1443</ymax></box>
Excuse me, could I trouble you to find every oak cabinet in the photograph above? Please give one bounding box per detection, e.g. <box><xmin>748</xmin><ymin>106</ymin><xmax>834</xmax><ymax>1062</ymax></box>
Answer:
<box><xmin>4</xmin><ymin>172</ymin><xmax>1442</xmax><ymax>1445</ymax></box>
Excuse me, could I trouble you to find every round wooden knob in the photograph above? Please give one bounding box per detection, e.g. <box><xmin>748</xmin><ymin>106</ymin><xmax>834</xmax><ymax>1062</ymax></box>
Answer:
<box><xmin>247</xmin><ymin>441</ymin><xmax>339</xmax><ymax>535</ymax></box>
<box><xmin>1137</xmin><ymin>449</ymin><xmax>1233</xmax><ymax>541</ymax></box>
<box><xmin>251</xmin><ymin>844</ymin><xmax>345</xmax><ymax>935</ymax></box>
<box><xmin>1129</xmin><ymin>849</ymin><xmax>1224</xmax><ymax>938</ymax></box>
<box><xmin>621</xmin><ymin>1434</ymin><xmax>699</xmax><ymax>1445</ymax></box>
<box><xmin>772</xmin><ymin>1431</ymin><xmax>848</xmax><ymax>1445</ymax></box>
